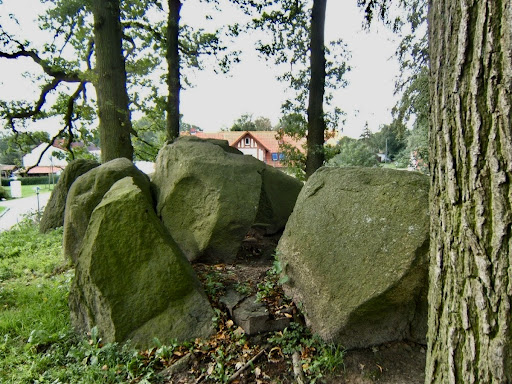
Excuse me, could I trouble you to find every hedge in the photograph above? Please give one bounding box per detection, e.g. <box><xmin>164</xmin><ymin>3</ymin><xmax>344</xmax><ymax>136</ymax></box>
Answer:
<box><xmin>1</xmin><ymin>176</ymin><xmax>59</xmax><ymax>186</ymax></box>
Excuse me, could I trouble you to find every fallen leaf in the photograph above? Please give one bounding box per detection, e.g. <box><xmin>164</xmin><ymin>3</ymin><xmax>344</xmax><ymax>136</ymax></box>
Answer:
<box><xmin>233</xmin><ymin>327</ymin><xmax>245</xmax><ymax>337</ymax></box>
<box><xmin>268</xmin><ymin>346</ymin><xmax>284</xmax><ymax>362</ymax></box>
<box><xmin>254</xmin><ymin>367</ymin><xmax>262</xmax><ymax>377</ymax></box>
<box><xmin>226</xmin><ymin>319</ymin><xmax>234</xmax><ymax>328</ymax></box>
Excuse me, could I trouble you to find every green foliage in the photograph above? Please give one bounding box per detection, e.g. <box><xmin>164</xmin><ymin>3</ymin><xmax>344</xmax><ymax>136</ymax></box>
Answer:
<box><xmin>197</xmin><ymin>268</ymin><xmax>227</xmax><ymax>303</ymax></box>
<box><xmin>390</xmin><ymin>0</ymin><xmax>429</xmax><ymax>172</ymax></box>
<box><xmin>230</xmin><ymin>113</ymin><xmax>274</xmax><ymax>131</ymax></box>
<box><xmin>327</xmin><ymin>137</ymin><xmax>378</xmax><ymax>168</ymax></box>
<box><xmin>234</xmin><ymin>281</ymin><xmax>252</xmax><ymax>296</ymax></box>
<box><xmin>267</xmin><ymin>322</ymin><xmax>345</xmax><ymax>383</ymax></box>
<box><xmin>275</xmin><ymin>113</ymin><xmax>307</xmax><ymax>180</ymax></box>
<box><xmin>241</xmin><ymin>0</ymin><xmax>349</xmax><ymax>177</ymax></box>
<box><xmin>16</xmin><ymin>176</ymin><xmax>60</xmax><ymax>185</ymax></box>
<box><xmin>370</xmin><ymin>123</ymin><xmax>407</xmax><ymax>160</ymax></box>
<box><xmin>131</xmin><ymin>116</ymin><xmax>166</xmax><ymax>161</ymax></box>
<box><xmin>0</xmin><ymin>132</ymin><xmax>50</xmax><ymax>166</ymax></box>
<box><xmin>256</xmin><ymin>254</ymin><xmax>288</xmax><ymax>302</ymax></box>
<box><xmin>0</xmin><ymin>186</ymin><xmax>9</xmax><ymax>199</ymax></box>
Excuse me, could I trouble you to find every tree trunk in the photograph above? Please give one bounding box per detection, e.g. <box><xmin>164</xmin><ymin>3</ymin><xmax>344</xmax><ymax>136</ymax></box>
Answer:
<box><xmin>305</xmin><ymin>0</ymin><xmax>326</xmax><ymax>178</ymax></box>
<box><xmin>426</xmin><ymin>1</ymin><xmax>512</xmax><ymax>383</ymax></box>
<box><xmin>91</xmin><ymin>0</ymin><xmax>134</xmax><ymax>163</ymax></box>
<box><xmin>166</xmin><ymin>0</ymin><xmax>182</xmax><ymax>142</ymax></box>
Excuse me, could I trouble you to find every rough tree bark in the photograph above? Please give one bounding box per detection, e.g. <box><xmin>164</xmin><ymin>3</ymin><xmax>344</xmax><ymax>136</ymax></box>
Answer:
<box><xmin>426</xmin><ymin>1</ymin><xmax>512</xmax><ymax>383</ymax></box>
<box><xmin>305</xmin><ymin>0</ymin><xmax>327</xmax><ymax>178</ymax></box>
<box><xmin>166</xmin><ymin>0</ymin><xmax>182</xmax><ymax>142</ymax></box>
<box><xmin>91</xmin><ymin>0</ymin><xmax>134</xmax><ymax>163</ymax></box>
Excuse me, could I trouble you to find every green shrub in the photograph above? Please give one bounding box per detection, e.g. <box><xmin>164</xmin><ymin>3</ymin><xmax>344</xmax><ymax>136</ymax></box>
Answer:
<box><xmin>19</xmin><ymin>176</ymin><xmax>60</xmax><ymax>185</ymax></box>
<box><xmin>1</xmin><ymin>178</ymin><xmax>9</xmax><ymax>187</ymax></box>
<box><xmin>0</xmin><ymin>186</ymin><xmax>9</xmax><ymax>200</ymax></box>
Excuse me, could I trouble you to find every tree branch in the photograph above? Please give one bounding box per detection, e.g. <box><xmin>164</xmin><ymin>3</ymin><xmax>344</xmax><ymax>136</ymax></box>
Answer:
<box><xmin>0</xmin><ymin>47</ymin><xmax>82</xmax><ymax>82</ymax></box>
<box><xmin>5</xmin><ymin>78</ymin><xmax>62</xmax><ymax>132</ymax></box>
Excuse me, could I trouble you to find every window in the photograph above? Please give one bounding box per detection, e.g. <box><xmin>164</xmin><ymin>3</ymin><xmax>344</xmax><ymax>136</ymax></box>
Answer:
<box><xmin>279</xmin><ymin>153</ymin><xmax>285</xmax><ymax>160</ymax></box>
<box><xmin>244</xmin><ymin>137</ymin><xmax>251</xmax><ymax>146</ymax></box>
<box><xmin>271</xmin><ymin>153</ymin><xmax>279</xmax><ymax>161</ymax></box>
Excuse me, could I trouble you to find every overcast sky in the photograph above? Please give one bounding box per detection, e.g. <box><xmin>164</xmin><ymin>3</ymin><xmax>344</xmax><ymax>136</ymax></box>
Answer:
<box><xmin>0</xmin><ymin>0</ymin><xmax>399</xmax><ymax>139</ymax></box>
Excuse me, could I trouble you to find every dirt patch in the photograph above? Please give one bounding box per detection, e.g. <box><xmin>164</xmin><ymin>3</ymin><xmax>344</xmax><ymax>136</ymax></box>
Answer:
<box><xmin>172</xmin><ymin>229</ymin><xmax>427</xmax><ymax>383</ymax></box>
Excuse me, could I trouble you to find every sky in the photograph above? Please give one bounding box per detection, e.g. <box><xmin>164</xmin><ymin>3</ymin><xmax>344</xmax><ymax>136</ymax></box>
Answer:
<box><xmin>0</xmin><ymin>0</ymin><xmax>400</xmax><ymax>139</ymax></box>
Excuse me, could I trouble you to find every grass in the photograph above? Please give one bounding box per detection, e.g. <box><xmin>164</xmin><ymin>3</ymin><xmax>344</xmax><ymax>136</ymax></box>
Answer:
<box><xmin>0</xmin><ymin>220</ymin><xmax>162</xmax><ymax>383</ymax></box>
<box><xmin>2</xmin><ymin>184</ymin><xmax>54</xmax><ymax>199</ymax></box>
<box><xmin>0</xmin><ymin>206</ymin><xmax>5</xmax><ymax>215</ymax></box>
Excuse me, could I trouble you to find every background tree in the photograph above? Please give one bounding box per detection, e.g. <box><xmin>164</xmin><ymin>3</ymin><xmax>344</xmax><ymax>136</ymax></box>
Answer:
<box><xmin>304</xmin><ymin>0</ymin><xmax>326</xmax><ymax>177</ymax></box>
<box><xmin>230</xmin><ymin>113</ymin><xmax>256</xmax><ymax>131</ymax></box>
<box><xmin>253</xmin><ymin>116</ymin><xmax>273</xmax><ymax>131</ymax></box>
<box><xmin>0</xmin><ymin>0</ymin><xmax>237</xmax><ymax>163</ymax></box>
<box><xmin>91</xmin><ymin>0</ymin><xmax>134</xmax><ymax>162</ymax></box>
<box><xmin>0</xmin><ymin>131</ymin><xmax>50</xmax><ymax>166</ymax></box>
<box><xmin>326</xmin><ymin>136</ymin><xmax>378</xmax><ymax>168</ymax></box>
<box><xmin>371</xmin><ymin>122</ymin><xmax>406</xmax><ymax>161</ymax></box>
<box><xmin>426</xmin><ymin>0</ymin><xmax>512</xmax><ymax>382</ymax></box>
<box><xmin>247</xmin><ymin>0</ymin><xmax>349</xmax><ymax>178</ymax></box>
<box><xmin>166</xmin><ymin>0</ymin><xmax>181</xmax><ymax>141</ymax></box>
<box><xmin>230</xmin><ymin>113</ymin><xmax>273</xmax><ymax>131</ymax></box>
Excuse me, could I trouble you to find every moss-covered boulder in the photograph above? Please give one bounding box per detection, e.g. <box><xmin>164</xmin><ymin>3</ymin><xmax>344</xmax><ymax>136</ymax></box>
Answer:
<box><xmin>69</xmin><ymin>177</ymin><xmax>214</xmax><ymax>348</ymax></box>
<box><xmin>40</xmin><ymin>159</ymin><xmax>100</xmax><ymax>233</ymax></box>
<box><xmin>277</xmin><ymin>167</ymin><xmax>430</xmax><ymax>349</ymax></box>
<box><xmin>177</xmin><ymin>135</ymin><xmax>243</xmax><ymax>155</ymax></box>
<box><xmin>255</xmin><ymin>166</ymin><xmax>303</xmax><ymax>234</ymax></box>
<box><xmin>152</xmin><ymin>137</ymin><xmax>302</xmax><ymax>263</ymax></box>
<box><xmin>63</xmin><ymin>158</ymin><xmax>151</xmax><ymax>264</ymax></box>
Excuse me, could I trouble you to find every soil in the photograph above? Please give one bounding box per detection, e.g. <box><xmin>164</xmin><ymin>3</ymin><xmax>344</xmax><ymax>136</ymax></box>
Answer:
<box><xmin>163</xmin><ymin>228</ymin><xmax>426</xmax><ymax>383</ymax></box>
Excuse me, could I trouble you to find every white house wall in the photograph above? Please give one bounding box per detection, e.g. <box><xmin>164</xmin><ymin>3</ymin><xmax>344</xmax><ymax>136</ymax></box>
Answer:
<box><xmin>22</xmin><ymin>144</ymin><xmax>68</xmax><ymax>168</ymax></box>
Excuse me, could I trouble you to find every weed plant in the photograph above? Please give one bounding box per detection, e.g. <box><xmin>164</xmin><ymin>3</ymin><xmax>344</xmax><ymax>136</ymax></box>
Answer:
<box><xmin>268</xmin><ymin>322</ymin><xmax>345</xmax><ymax>383</ymax></box>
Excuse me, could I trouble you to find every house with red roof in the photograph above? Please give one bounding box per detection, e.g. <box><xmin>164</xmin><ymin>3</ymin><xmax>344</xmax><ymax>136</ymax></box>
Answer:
<box><xmin>193</xmin><ymin>131</ymin><xmax>306</xmax><ymax>168</ymax></box>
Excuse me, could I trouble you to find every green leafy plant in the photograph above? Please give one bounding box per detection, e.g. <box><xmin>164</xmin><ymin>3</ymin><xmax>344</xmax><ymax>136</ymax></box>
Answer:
<box><xmin>0</xmin><ymin>186</ymin><xmax>9</xmax><ymax>200</ymax></box>
<box><xmin>267</xmin><ymin>322</ymin><xmax>345</xmax><ymax>383</ymax></box>
<box><xmin>234</xmin><ymin>281</ymin><xmax>252</xmax><ymax>296</ymax></box>
<box><xmin>256</xmin><ymin>254</ymin><xmax>288</xmax><ymax>302</ymax></box>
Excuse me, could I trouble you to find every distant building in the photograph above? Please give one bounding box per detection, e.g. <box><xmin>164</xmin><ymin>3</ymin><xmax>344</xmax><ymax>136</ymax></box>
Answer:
<box><xmin>21</xmin><ymin>140</ymin><xmax>100</xmax><ymax>176</ymax></box>
<box><xmin>0</xmin><ymin>164</ymin><xmax>17</xmax><ymax>178</ymax></box>
<box><xmin>22</xmin><ymin>143</ymin><xmax>68</xmax><ymax>176</ymax></box>
<box><xmin>192</xmin><ymin>131</ymin><xmax>305</xmax><ymax>168</ymax></box>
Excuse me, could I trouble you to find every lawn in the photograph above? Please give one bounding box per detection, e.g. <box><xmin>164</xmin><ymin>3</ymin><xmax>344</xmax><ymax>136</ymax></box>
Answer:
<box><xmin>0</xmin><ymin>206</ymin><xmax>5</xmax><ymax>215</ymax></box>
<box><xmin>2</xmin><ymin>184</ymin><xmax>54</xmax><ymax>199</ymax></box>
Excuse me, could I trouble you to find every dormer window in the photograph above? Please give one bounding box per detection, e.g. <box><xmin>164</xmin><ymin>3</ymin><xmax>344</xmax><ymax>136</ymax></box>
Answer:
<box><xmin>244</xmin><ymin>137</ymin><xmax>251</xmax><ymax>146</ymax></box>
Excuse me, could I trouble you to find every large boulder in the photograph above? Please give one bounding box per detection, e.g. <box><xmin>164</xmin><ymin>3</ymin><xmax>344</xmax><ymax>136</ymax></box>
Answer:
<box><xmin>152</xmin><ymin>137</ymin><xmax>302</xmax><ymax>263</ymax></box>
<box><xmin>69</xmin><ymin>177</ymin><xmax>214</xmax><ymax>348</ymax></box>
<box><xmin>255</xmin><ymin>166</ymin><xmax>303</xmax><ymax>234</ymax></box>
<box><xmin>277</xmin><ymin>167</ymin><xmax>430</xmax><ymax>349</ymax></box>
<box><xmin>63</xmin><ymin>158</ymin><xmax>151</xmax><ymax>264</ymax></box>
<box><xmin>40</xmin><ymin>159</ymin><xmax>100</xmax><ymax>233</ymax></box>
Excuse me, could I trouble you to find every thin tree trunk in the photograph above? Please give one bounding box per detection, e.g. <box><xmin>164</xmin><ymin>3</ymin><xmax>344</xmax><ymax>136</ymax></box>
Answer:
<box><xmin>426</xmin><ymin>0</ymin><xmax>512</xmax><ymax>382</ymax></box>
<box><xmin>166</xmin><ymin>0</ymin><xmax>181</xmax><ymax>142</ymax></box>
<box><xmin>305</xmin><ymin>0</ymin><xmax>326</xmax><ymax>178</ymax></box>
<box><xmin>91</xmin><ymin>0</ymin><xmax>134</xmax><ymax>163</ymax></box>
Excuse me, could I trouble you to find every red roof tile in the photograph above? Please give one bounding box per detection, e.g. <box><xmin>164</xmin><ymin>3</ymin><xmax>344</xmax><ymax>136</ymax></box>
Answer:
<box><xmin>194</xmin><ymin>131</ymin><xmax>305</xmax><ymax>153</ymax></box>
<box><xmin>26</xmin><ymin>165</ymin><xmax>65</xmax><ymax>174</ymax></box>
